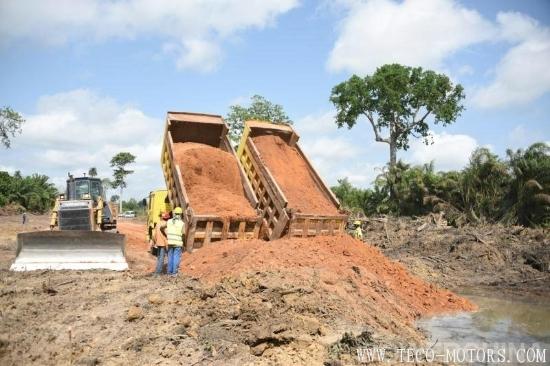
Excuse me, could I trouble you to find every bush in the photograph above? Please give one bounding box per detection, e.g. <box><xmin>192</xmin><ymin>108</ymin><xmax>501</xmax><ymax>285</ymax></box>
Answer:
<box><xmin>0</xmin><ymin>171</ymin><xmax>58</xmax><ymax>213</ymax></box>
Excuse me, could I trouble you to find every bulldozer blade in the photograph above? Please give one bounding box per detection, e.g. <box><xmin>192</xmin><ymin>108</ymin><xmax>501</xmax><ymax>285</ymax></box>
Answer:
<box><xmin>10</xmin><ymin>231</ymin><xmax>128</xmax><ymax>271</ymax></box>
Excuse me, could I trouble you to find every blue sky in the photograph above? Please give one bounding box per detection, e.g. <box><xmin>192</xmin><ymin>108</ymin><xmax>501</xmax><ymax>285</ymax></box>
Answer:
<box><xmin>1</xmin><ymin>0</ymin><xmax>549</xmax><ymax>200</ymax></box>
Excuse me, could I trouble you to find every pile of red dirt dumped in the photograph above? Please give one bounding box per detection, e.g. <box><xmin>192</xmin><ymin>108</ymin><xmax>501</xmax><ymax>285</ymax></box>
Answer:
<box><xmin>253</xmin><ymin>135</ymin><xmax>340</xmax><ymax>215</ymax></box>
<box><xmin>173</xmin><ymin>142</ymin><xmax>257</xmax><ymax>218</ymax></box>
<box><xmin>181</xmin><ymin>235</ymin><xmax>475</xmax><ymax>326</ymax></box>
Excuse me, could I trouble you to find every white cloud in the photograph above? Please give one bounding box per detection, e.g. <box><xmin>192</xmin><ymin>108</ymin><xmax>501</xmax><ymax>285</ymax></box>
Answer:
<box><xmin>0</xmin><ymin>0</ymin><xmax>298</xmax><ymax>72</ymax></box>
<box><xmin>335</xmin><ymin>162</ymin><xmax>384</xmax><ymax>187</ymax></box>
<box><xmin>328</xmin><ymin>0</ymin><xmax>550</xmax><ymax>108</ymax></box>
<box><xmin>5</xmin><ymin>89</ymin><xmax>164</xmax><ymax>199</ymax></box>
<box><xmin>301</xmin><ymin>136</ymin><xmax>358</xmax><ymax>162</ymax></box>
<box><xmin>327</xmin><ymin>0</ymin><xmax>495</xmax><ymax>74</ymax></box>
<box><xmin>507</xmin><ymin>124</ymin><xmax>549</xmax><ymax>149</ymax></box>
<box><xmin>409</xmin><ymin>132</ymin><xmax>478</xmax><ymax>171</ymax></box>
<box><xmin>473</xmin><ymin>13</ymin><xmax>550</xmax><ymax>108</ymax></box>
<box><xmin>294</xmin><ymin>110</ymin><xmax>338</xmax><ymax>134</ymax></box>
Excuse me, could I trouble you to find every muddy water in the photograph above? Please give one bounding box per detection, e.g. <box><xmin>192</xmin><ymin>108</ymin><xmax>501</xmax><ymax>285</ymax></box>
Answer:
<box><xmin>418</xmin><ymin>293</ymin><xmax>550</xmax><ymax>365</ymax></box>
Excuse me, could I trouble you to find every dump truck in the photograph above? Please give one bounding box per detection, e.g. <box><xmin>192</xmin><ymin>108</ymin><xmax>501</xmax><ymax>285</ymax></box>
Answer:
<box><xmin>10</xmin><ymin>175</ymin><xmax>128</xmax><ymax>271</ymax></box>
<box><xmin>237</xmin><ymin>120</ymin><xmax>348</xmax><ymax>239</ymax></box>
<box><xmin>161</xmin><ymin>111</ymin><xmax>262</xmax><ymax>251</ymax></box>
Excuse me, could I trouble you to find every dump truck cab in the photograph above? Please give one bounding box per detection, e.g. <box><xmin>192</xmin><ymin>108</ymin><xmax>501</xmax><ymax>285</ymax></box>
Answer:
<box><xmin>147</xmin><ymin>189</ymin><xmax>172</xmax><ymax>241</ymax></box>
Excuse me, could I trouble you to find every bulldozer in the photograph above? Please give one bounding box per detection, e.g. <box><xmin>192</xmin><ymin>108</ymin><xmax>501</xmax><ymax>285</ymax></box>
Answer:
<box><xmin>10</xmin><ymin>175</ymin><xmax>128</xmax><ymax>271</ymax></box>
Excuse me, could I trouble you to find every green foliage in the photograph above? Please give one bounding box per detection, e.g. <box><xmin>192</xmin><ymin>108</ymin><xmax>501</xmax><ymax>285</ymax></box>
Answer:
<box><xmin>110</xmin><ymin>152</ymin><xmax>136</xmax><ymax>191</ymax></box>
<box><xmin>331</xmin><ymin>178</ymin><xmax>369</xmax><ymax>211</ymax></box>
<box><xmin>333</xmin><ymin>142</ymin><xmax>549</xmax><ymax>228</ymax></box>
<box><xmin>1</xmin><ymin>106</ymin><xmax>25</xmax><ymax>148</ymax></box>
<box><xmin>0</xmin><ymin>171</ymin><xmax>58</xmax><ymax>213</ymax></box>
<box><xmin>375</xmin><ymin>161</ymin><xmax>442</xmax><ymax>216</ymax></box>
<box><xmin>225</xmin><ymin>95</ymin><xmax>292</xmax><ymax>143</ymax></box>
<box><xmin>122</xmin><ymin>198</ymin><xmax>147</xmax><ymax>211</ymax></box>
<box><xmin>460</xmin><ymin>148</ymin><xmax>510</xmax><ymax>222</ymax></box>
<box><xmin>503</xmin><ymin>143</ymin><xmax>550</xmax><ymax>227</ymax></box>
<box><xmin>88</xmin><ymin>167</ymin><xmax>98</xmax><ymax>177</ymax></box>
<box><xmin>330</xmin><ymin>64</ymin><xmax>465</xmax><ymax>166</ymax></box>
<box><xmin>110</xmin><ymin>194</ymin><xmax>120</xmax><ymax>203</ymax></box>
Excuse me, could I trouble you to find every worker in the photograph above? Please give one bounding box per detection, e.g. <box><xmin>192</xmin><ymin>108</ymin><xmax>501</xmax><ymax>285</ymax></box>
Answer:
<box><xmin>352</xmin><ymin>220</ymin><xmax>363</xmax><ymax>240</ymax></box>
<box><xmin>151</xmin><ymin>212</ymin><xmax>170</xmax><ymax>274</ymax></box>
<box><xmin>166</xmin><ymin>206</ymin><xmax>186</xmax><ymax>276</ymax></box>
<box><xmin>22</xmin><ymin>211</ymin><xmax>27</xmax><ymax>225</ymax></box>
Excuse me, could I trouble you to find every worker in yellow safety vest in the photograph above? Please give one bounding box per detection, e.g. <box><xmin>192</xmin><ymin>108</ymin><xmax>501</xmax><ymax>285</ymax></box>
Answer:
<box><xmin>152</xmin><ymin>212</ymin><xmax>170</xmax><ymax>274</ymax></box>
<box><xmin>166</xmin><ymin>206</ymin><xmax>186</xmax><ymax>276</ymax></box>
<box><xmin>352</xmin><ymin>220</ymin><xmax>363</xmax><ymax>241</ymax></box>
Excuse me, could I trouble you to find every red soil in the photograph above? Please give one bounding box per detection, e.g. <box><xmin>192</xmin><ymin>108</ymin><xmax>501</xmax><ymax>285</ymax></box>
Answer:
<box><xmin>181</xmin><ymin>235</ymin><xmax>476</xmax><ymax>321</ymax></box>
<box><xmin>252</xmin><ymin>135</ymin><xmax>340</xmax><ymax>215</ymax></box>
<box><xmin>119</xmin><ymin>221</ymin><xmax>475</xmax><ymax>332</ymax></box>
<box><xmin>173</xmin><ymin>142</ymin><xmax>256</xmax><ymax>218</ymax></box>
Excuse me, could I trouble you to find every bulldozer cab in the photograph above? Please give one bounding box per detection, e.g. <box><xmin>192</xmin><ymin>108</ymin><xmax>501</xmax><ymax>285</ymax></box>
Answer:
<box><xmin>67</xmin><ymin>177</ymin><xmax>104</xmax><ymax>202</ymax></box>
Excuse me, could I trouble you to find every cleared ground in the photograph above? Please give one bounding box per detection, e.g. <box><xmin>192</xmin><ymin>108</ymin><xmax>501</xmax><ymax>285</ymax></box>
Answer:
<box><xmin>1</xmin><ymin>214</ymin><xmax>545</xmax><ymax>365</ymax></box>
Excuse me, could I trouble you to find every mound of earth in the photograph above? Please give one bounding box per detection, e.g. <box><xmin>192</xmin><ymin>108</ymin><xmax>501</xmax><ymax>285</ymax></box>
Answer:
<box><xmin>252</xmin><ymin>135</ymin><xmax>340</xmax><ymax>215</ymax></box>
<box><xmin>173</xmin><ymin>142</ymin><xmax>256</xmax><ymax>218</ymax></box>
<box><xmin>182</xmin><ymin>235</ymin><xmax>474</xmax><ymax>320</ymax></box>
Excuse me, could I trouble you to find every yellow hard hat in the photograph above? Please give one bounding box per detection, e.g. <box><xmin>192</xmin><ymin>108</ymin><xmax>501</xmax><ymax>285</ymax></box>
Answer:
<box><xmin>173</xmin><ymin>207</ymin><xmax>183</xmax><ymax>214</ymax></box>
<box><xmin>353</xmin><ymin>220</ymin><xmax>362</xmax><ymax>226</ymax></box>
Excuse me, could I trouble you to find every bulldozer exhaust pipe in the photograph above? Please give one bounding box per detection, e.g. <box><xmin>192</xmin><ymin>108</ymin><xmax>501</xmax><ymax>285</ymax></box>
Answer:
<box><xmin>10</xmin><ymin>231</ymin><xmax>128</xmax><ymax>271</ymax></box>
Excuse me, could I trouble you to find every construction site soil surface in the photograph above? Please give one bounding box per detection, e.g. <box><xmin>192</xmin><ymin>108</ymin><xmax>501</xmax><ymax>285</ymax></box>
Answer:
<box><xmin>173</xmin><ymin>142</ymin><xmax>256</xmax><ymax>218</ymax></box>
<box><xmin>360</xmin><ymin>215</ymin><xmax>550</xmax><ymax>301</ymax></box>
<box><xmin>253</xmin><ymin>135</ymin><xmax>340</xmax><ymax>215</ymax></box>
<box><xmin>1</xmin><ymin>214</ymin><xmax>547</xmax><ymax>365</ymax></box>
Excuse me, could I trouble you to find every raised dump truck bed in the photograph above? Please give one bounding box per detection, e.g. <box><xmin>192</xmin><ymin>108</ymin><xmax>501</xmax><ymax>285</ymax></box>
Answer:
<box><xmin>237</xmin><ymin>121</ymin><xmax>348</xmax><ymax>240</ymax></box>
<box><xmin>161</xmin><ymin>112</ymin><xmax>261</xmax><ymax>250</ymax></box>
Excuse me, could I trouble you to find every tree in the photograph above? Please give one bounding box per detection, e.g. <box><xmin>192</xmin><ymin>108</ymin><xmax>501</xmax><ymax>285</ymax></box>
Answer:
<box><xmin>1</xmin><ymin>106</ymin><xmax>25</xmax><ymax>148</ymax></box>
<box><xmin>110</xmin><ymin>152</ymin><xmax>136</xmax><ymax>213</ymax></box>
<box><xmin>225</xmin><ymin>95</ymin><xmax>292</xmax><ymax>143</ymax></box>
<box><xmin>330</xmin><ymin>64</ymin><xmax>465</xmax><ymax>168</ymax></box>
<box><xmin>88</xmin><ymin>167</ymin><xmax>98</xmax><ymax>177</ymax></box>
<box><xmin>460</xmin><ymin>148</ymin><xmax>510</xmax><ymax>223</ymax></box>
<box><xmin>331</xmin><ymin>178</ymin><xmax>368</xmax><ymax>212</ymax></box>
<box><xmin>101</xmin><ymin>177</ymin><xmax>113</xmax><ymax>197</ymax></box>
<box><xmin>0</xmin><ymin>170</ymin><xmax>58</xmax><ymax>213</ymax></box>
<box><xmin>503</xmin><ymin>142</ymin><xmax>549</xmax><ymax>227</ymax></box>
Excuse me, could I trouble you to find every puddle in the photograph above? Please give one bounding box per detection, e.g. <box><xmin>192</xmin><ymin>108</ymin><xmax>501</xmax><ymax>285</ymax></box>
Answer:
<box><xmin>417</xmin><ymin>294</ymin><xmax>550</xmax><ymax>365</ymax></box>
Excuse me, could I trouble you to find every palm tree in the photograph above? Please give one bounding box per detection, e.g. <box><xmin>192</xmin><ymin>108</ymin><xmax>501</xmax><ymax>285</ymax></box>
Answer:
<box><xmin>503</xmin><ymin>142</ymin><xmax>549</xmax><ymax>227</ymax></box>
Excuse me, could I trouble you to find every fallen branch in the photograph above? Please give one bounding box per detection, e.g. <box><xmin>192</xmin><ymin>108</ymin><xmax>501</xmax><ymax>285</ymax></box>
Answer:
<box><xmin>417</xmin><ymin>223</ymin><xmax>428</xmax><ymax>232</ymax></box>
<box><xmin>57</xmin><ymin>280</ymin><xmax>75</xmax><ymax>287</ymax></box>
<box><xmin>470</xmin><ymin>233</ymin><xmax>489</xmax><ymax>245</ymax></box>
<box><xmin>384</xmin><ymin>222</ymin><xmax>393</xmax><ymax>245</ymax></box>
<box><xmin>507</xmin><ymin>275</ymin><xmax>550</xmax><ymax>285</ymax></box>
<box><xmin>220</xmin><ymin>285</ymin><xmax>239</xmax><ymax>304</ymax></box>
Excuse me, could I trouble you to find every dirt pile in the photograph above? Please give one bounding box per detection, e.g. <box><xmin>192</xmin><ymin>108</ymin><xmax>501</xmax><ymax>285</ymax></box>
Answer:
<box><xmin>253</xmin><ymin>135</ymin><xmax>339</xmax><ymax>215</ymax></box>
<box><xmin>182</xmin><ymin>235</ymin><xmax>474</xmax><ymax>321</ymax></box>
<box><xmin>173</xmin><ymin>142</ymin><xmax>256</xmax><ymax>218</ymax></box>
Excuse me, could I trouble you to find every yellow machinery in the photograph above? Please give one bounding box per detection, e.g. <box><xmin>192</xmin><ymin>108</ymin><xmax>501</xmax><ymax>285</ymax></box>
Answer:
<box><xmin>11</xmin><ymin>175</ymin><xmax>127</xmax><ymax>271</ymax></box>
<box><xmin>147</xmin><ymin>189</ymin><xmax>172</xmax><ymax>242</ymax></box>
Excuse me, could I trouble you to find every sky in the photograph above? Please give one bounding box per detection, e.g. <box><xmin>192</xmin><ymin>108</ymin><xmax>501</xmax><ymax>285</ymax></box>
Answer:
<box><xmin>1</xmin><ymin>0</ymin><xmax>549</xmax><ymax>200</ymax></box>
